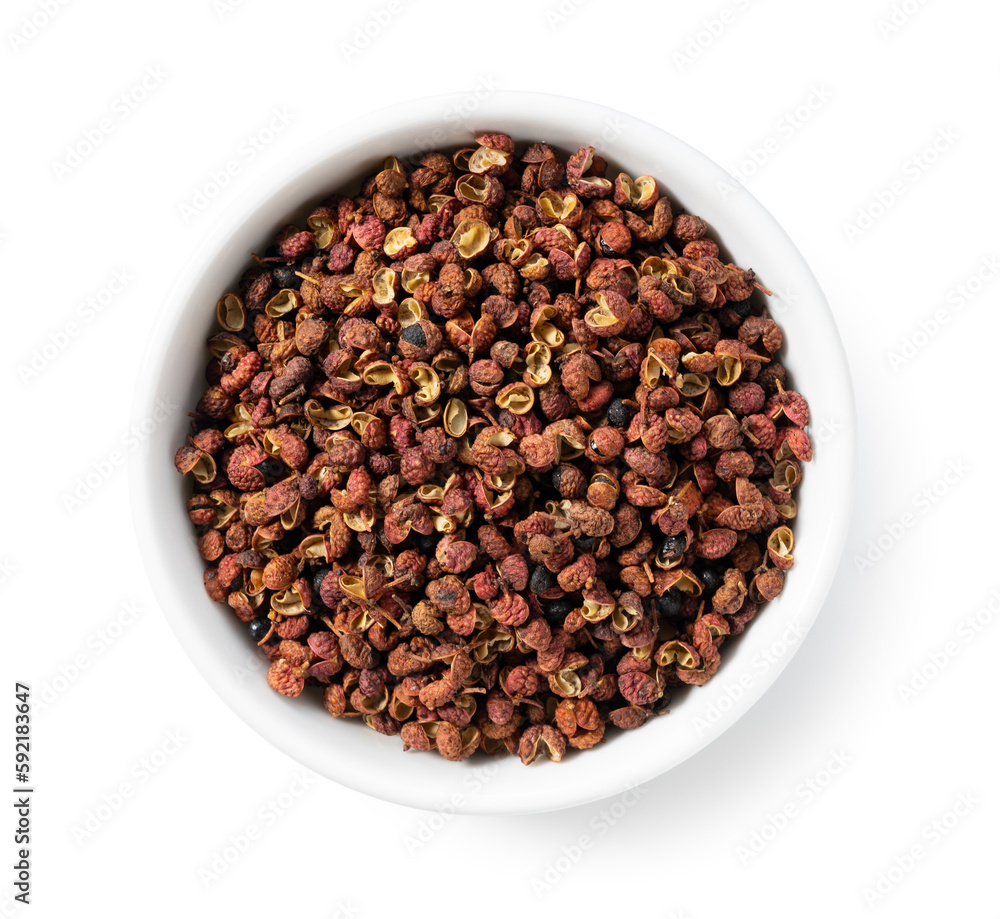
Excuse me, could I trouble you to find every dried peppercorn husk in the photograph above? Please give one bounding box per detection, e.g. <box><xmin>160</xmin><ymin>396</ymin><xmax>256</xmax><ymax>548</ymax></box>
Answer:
<box><xmin>176</xmin><ymin>134</ymin><xmax>811</xmax><ymax>765</ymax></box>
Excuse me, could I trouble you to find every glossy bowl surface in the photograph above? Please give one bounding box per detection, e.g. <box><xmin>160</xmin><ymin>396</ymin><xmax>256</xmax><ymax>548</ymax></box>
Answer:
<box><xmin>131</xmin><ymin>92</ymin><xmax>856</xmax><ymax>815</ymax></box>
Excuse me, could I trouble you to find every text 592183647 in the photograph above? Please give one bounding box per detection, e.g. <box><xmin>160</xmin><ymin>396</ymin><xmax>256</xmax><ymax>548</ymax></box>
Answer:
<box><xmin>13</xmin><ymin>683</ymin><xmax>32</xmax><ymax>906</ymax></box>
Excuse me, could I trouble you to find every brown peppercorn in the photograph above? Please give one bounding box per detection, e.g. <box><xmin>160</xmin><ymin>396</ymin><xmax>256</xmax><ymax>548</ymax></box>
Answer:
<box><xmin>196</xmin><ymin>386</ymin><xmax>234</xmax><ymax>420</ymax></box>
<box><xmin>596</xmin><ymin>221</ymin><xmax>632</xmax><ymax>256</ymax></box>
<box><xmin>262</xmin><ymin>555</ymin><xmax>298</xmax><ymax>590</ymax></box>
<box><xmin>672</xmin><ymin>214</ymin><xmax>708</xmax><ymax>240</ymax></box>
<box><xmin>197</xmin><ymin>529</ymin><xmax>225</xmax><ymax>561</ymax></box>
<box><xmin>267</xmin><ymin>659</ymin><xmax>306</xmax><ymax>697</ymax></box>
<box><xmin>176</xmin><ymin>134</ymin><xmax>811</xmax><ymax>766</ymax></box>
<box><xmin>552</xmin><ymin>463</ymin><xmax>586</xmax><ymax>499</ymax></box>
<box><xmin>585</xmin><ymin>427</ymin><xmax>625</xmax><ymax>464</ymax></box>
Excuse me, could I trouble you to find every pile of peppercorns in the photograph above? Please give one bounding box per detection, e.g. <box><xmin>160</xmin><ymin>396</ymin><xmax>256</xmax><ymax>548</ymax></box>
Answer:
<box><xmin>175</xmin><ymin>134</ymin><xmax>811</xmax><ymax>764</ymax></box>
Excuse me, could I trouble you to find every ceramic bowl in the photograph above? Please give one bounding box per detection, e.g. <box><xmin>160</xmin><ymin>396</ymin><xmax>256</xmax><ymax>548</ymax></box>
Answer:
<box><xmin>131</xmin><ymin>91</ymin><xmax>856</xmax><ymax>815</ymax></box>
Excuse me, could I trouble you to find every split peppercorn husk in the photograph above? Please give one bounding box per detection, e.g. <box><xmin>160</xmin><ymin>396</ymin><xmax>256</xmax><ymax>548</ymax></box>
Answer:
<box><xmin>175</xmin><ymin>134</ymin><xmax>812</xmax><ymax>764</ymax></box>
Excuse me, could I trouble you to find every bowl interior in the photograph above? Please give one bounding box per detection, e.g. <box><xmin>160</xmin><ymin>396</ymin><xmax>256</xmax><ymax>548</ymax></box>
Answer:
<box><xmin>131</xmin><ymin>92</ymin><xmax>856</xmax><ymax>815</ymax></box>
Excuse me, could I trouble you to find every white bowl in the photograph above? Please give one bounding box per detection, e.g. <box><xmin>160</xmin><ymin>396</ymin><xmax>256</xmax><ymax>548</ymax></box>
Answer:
<box><xmin>131</xmin><ymin>91</ymin><xmax>856</xmax><ymax>815</ymax></box>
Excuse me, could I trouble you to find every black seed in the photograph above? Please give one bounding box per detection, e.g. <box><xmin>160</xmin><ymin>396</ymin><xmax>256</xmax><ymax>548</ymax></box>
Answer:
<box><xmin>657</xmin><ymin>536</ymin><xmax>687</xmax><ymax>564</ymax></box>
<box><xmin>274</xmin><ymin>532</ymin><xmax>300</xmax><ymax>555</ymax></box>
<box><xmin>543</xmin><ymin>597</ymin><xmax>576</xmax><ymax>624</ymax></box>
<box><xmin>730</xmin><ymin>299</ymin><xmax>753</xmax><ymax>318</ymax></box>
<box><xmin>529</xmin><ymin>566</ymin><xmax>552</xmax><ymax>594</ymax></box>
<box><xmin>258</xmin><ymin>458</ymin><xmax>285</xmax><ymax>486</ymax></box>
<box><xmin>698</xmin><ymin>567</ymin><xmax>723</xmax><ymax>594</ymax></box>
<box><xmin>411</xmin><ymin>531</ymin><xmax>437</xmax><ymax>553</ymax></box>
<box><xmin>312</xmin><ymin>566</ymin><xmax>332</xmax><ymax>598</ymax></box>
<box><xmin>248</xmin><ymin>617</ymin><xmax>271</xmax><ymax>642</ymax></box>
<box><xmin>598</xmin><ymin>645</ymin><xmax>617</xmax><ymax>664</ymax></box>
<box><xmin>220</xmin><ymin>349</ymin><xmax>240</xmax><ymax>373</ymax></box>
<box><xmin>573</xmin><ymin>535</ymin><xmax>598</xmax><ymax>553</ymax></box>
<box><xmin>606</xmin><ymin>399</ymin><xmax>633</xmax><ymax>429</ymax></box>
<box><xmin>272</xmin><ymin>266</ymin><xmax>301</xmax><ymax>290</ymax></box>
<box><xmin>551</xmin><ymin>465</ymin><xmax>570</xmax><ymax>491</ymax></box>
<box><xmin>655</xmin><ymin>590</ymin><xmax>682</xmax><ymax>617</ymax></box>
<box><xmin>401</xmin><ymin>323</ymin><xmax>427</xmax><ymax>348</ymax></box>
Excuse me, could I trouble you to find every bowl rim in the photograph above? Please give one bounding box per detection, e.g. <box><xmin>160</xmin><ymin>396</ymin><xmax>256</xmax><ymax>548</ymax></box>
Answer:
<box><xmin>130</xmin><ymin>90</ymin><xmax>857</xmax><ymax>815</ymax></box>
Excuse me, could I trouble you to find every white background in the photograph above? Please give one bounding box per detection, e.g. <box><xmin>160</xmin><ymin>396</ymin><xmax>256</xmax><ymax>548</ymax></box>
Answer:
<box><xmin>3</xmin><ymin>0</ymin><xmax>998</xmax><ymax>915</ymax></box>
